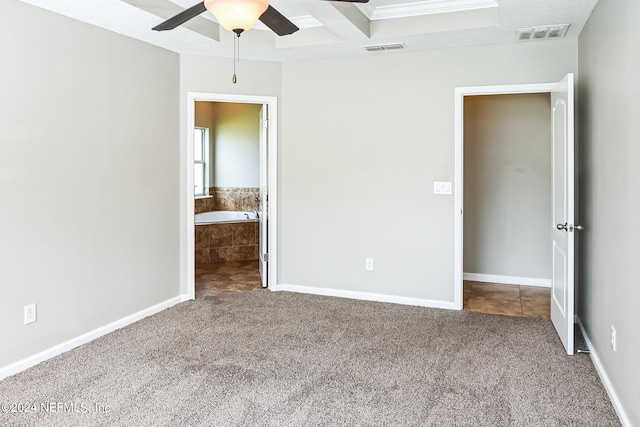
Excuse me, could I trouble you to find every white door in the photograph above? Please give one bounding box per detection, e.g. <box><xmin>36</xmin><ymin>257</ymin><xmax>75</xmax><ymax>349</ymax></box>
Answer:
<box><xmin>551</xmin><ymin>73</ymin><xmax>576</xmax><ymax>355</ymax></box>
<box><xmin>259</xmin><ymin>105</ymin><xmax>269</xmax><ymax>288</ymax></box>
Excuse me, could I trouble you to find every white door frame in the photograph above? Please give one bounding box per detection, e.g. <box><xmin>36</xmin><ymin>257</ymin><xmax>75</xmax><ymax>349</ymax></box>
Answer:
<box><xmin>453</xmin><ymin>82</ymin><xmax>556</xmax><ymax>310</ymax></box>
<box><xmin>185</xmin><ymin>93</ymin><xmax>278</xmax><ymax>300</ymax></box>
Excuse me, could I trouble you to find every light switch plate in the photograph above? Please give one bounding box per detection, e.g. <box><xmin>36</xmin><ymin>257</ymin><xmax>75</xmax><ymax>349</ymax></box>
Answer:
<box><xmin>434</xmin><ymin>181</ymin><xmax>452</xmax><ymax>195</ymax></box>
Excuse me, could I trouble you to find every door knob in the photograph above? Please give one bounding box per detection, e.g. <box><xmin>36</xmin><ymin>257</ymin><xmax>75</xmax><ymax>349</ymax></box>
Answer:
<box><xmin>556</xmin><ymin>223</ymin><xmax>584</xmax><ymax>232</ymax></box>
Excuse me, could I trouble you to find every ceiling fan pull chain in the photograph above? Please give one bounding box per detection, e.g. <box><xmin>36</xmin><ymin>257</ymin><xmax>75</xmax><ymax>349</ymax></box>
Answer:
<box><xmin>232</xmin><ymin>33</ymin><xmax>237</xmax><ymax>84</ymax></box>
<box><xmin>232</xmin><ymin>29</ymin><xmax>243</xmax><ymax>84</ymax></box>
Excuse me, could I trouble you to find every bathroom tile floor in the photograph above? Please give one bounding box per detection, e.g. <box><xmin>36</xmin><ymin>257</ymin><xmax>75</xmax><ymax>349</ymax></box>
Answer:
<box><xmin>463</xmin><ymin>281</ymin><xmax>551</xmax><ymax>319</ymax></box>
<box><xmin>195</xmin><ymin>268</ymin><xmax>550</xmax><ymax>319</ymax></box>
<box><xmin>195</xmin><ymin>260</ymin><xmax>262</xmax><ymax>298</ymax></box>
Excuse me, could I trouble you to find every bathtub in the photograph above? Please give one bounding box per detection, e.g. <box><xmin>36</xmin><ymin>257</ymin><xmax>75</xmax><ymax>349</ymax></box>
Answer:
<box><xmin>195</xmin><ymin>210</ymin><xmax>258</xmax><ymax>225</ymax></box>
<box><xmin>195</xmin><ymin>211</ymin><xmax>259</xmax><ymax>264</ymax></box>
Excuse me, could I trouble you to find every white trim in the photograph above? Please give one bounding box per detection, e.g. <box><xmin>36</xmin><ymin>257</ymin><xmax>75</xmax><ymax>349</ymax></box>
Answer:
<box><xmin>254</xmin><ymin>15</ymin><xmax>322</xmax><ymax>31</ymax></box>
<box><xmin>186</xmin><ymin>97</ymin><xmax>196</xmax><ymax>301</ymax></box>
<box><xmin>453</xmin><ymin>88</ymin><xmax>464</xmax><ymax>310</ymax></box>
<box><xmin>0</xmin><ymin>295</ymin><xmax>186</xmax><ymax>381</ymax></box>
<box><xmin>276</xmin><ymin>284</ymin><xmax>457</xmax><ymax>310</ymax></box>
<box><xmin>576</xmin><ymin>317</ymin><xmax>632</xmax><ymax>427</ymax></box>
<box><xmin>455</xmin><ymin>82</ymin><xmax>556</xmax><ymax>97</ymax></box>
<box><xmin>360</xmin><ymin>0</ymin><xmax>497</xmax><ymax>21</ymax></box>
<box><xmin>454</xmin><ymin>81</ymin><xmax>558</xmax><ymax>312</ymax></box>
<box><xmin>463</xmin><ymin>273</ymin><xmax>551</xmax><ymax>287</ymax></box>
<box><xmin>186</xmin><ymin>93</ymin><xmax>278</xmax><ymax>294</ymax></box>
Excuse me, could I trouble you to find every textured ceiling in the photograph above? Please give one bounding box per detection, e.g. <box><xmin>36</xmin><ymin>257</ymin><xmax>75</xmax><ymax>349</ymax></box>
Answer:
<box><xmin>18</xmin><ymin>0</ymin><xmax>598</xmax><ymax>61</ymax></box>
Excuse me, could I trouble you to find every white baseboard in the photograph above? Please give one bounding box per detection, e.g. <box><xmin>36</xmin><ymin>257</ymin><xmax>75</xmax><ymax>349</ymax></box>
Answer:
<box><xmin>275</xmin><ymin>284</ymin><xmax>457</xmax><ymax>310</ymax></box>
<box><xmin>463</xmin><ymin>273</ymin><xmax>551</xmax><ymax>288</ymax></box>
<box><xmin>0</xmin><ymin>295</ymin><xmax>186</xmax><ymax>381</ymax></box>
<box><xmin>576</xmin><ymin>317</ymin><xmax>632</xmax><ymax>427</ymax></box>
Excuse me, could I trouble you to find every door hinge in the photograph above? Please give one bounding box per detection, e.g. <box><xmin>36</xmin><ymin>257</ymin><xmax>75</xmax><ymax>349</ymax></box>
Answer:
<box><xmin>262</xmin><ymin>119</ymin><xmax>268</xmax><ymax>129</ymax></box>
<box><xmin>263</xmin><ymin>253</ymin><xmax>269</xmax><ymax>262</ymax></box>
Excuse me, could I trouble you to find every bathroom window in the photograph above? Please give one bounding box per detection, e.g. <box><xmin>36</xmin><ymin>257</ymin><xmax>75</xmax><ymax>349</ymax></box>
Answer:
<box><xmin>194</xmin><ymin>127</ymin><xmax>208</xmax><ymax>196</ymax></box>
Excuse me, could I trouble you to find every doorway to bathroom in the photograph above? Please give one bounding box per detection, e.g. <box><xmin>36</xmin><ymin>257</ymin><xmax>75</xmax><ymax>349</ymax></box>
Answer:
<box><xmin>185</xmin><ymin>93</ymin><xmax>278</xmax><ymax>300</ymax></box>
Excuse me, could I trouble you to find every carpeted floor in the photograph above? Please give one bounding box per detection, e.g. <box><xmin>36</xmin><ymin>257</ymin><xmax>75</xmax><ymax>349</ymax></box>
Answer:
<box><xmin>0</xmin><ymin>291</ymin><xmax>620</xmax><ymax>426</ymax></box>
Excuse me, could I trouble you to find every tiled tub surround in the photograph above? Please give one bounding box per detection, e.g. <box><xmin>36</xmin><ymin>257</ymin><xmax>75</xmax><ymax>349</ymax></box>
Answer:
<box><xmin>194</xmin><ymin>196</ymin><xmax>215</xmax><ymax>215</ymax></box>
<box><xmin>195</xmin><ymin>187</ymin><xmax>259</xmax><ymax>214</ymax></box>
<box><xmin>195</xmin><ymin>221</ymin><xmax>259</xmax><ymax>264</ymax></box>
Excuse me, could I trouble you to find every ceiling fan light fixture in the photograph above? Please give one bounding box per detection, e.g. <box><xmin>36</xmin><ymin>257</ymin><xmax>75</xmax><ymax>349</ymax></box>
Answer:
<box><xmin>204</xmin><ymin>0</ymin><xmax>269</xmax><ymax>32</ymax></box>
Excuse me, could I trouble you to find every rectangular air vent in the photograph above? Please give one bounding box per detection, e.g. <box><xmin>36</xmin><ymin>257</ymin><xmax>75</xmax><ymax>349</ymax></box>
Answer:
<box><xmin>517</xmin><ymin>24</ymin><xmax>570</xmax><ymax>41</ymax></box>
<box><xmin>363</xmin><ymin>43</ymin><xmax>405</xmax><ymax>52</ymax></box>
<box><xmin>517</xmin><ymin>29</ymin><xmax>532</xmax><ymax>40</ymax></box>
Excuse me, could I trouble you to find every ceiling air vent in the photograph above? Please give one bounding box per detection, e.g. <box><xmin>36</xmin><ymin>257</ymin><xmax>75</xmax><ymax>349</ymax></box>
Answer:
<box><xmin>363</xmin><ymin>43</ymin><xmax>405</xmax><ymax>52</ymax></box>
<box><xmin>517</xmin><ymin>24</ymin><xmax>570</xmax><ymax>41</ymax></box>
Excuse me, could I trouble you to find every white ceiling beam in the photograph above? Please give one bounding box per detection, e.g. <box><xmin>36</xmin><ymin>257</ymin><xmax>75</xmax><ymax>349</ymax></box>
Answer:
<box><xmin>330</xmin><ymin>2</ymin><xmax>371</xmax><ymax>38</ymax></box>
<box><xmin>274</xmin><ymin>26</ymin><xmax>343</xmax><ymax>49</ymax></box>
<box><xmin>361</xmin><ymin>0</ymin><xmax>498</xmax><ymax>20</ymax></box>
<box><xmin>121</xmin><ymin>0</ymin><xmax>219</xmax><ymax>41</ymax></box>
<box><xmin>371</xmin><ymin>6</ymin><xmax>499</xmax><ymax>39</ymax></box>
<box><xmin>306</xmin><ymin>2</ymin><xmax>370</xmax><ymax>42</ymax></box>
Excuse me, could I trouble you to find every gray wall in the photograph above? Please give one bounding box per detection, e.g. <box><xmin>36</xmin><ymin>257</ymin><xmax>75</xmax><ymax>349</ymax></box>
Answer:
<box><xmin>194</xmin><ymin>102</ymin><xmax>261</xmax><ymax>188</ymax></box>
<box><xmin>0</xmin><ymin>1</ymin><xmax>180</xmax><ymax>368</ymax></box>
<box><xmin>464</xmin><ymin>94</ymin><xmax>552</xmax><ymax>281</ymax></box>
<box><xmin>279</xmin><ymin>41</ymin><xmax>577</xmax><ymax>302</ymax></box>
<box><xmin>578</xmin><ymin>0</ymin><xmax>640</xmax><ymax>424</ymax></box>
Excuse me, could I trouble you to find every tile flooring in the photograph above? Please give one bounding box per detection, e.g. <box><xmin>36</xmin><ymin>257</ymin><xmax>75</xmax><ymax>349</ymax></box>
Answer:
<box><xmin>195</xmin><ymin>265</ymin><xmax>550</xmax><ymax>320</ymax></box>
<box><xmin>464</xmin><ymin>281</ymin><xmax>551</xmax><ymax>319</ymax></box>
<box><xmin>195</xmin><ymin>260</ymin><xmax>262</xmax><ymax>298</ymax></box>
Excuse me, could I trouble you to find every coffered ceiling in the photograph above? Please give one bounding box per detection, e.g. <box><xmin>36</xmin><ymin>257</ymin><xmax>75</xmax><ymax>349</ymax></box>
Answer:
<box><xmin>18</xmin><ymin>0</ymin><xmax>598</xmax><ymax>61</ymax></box>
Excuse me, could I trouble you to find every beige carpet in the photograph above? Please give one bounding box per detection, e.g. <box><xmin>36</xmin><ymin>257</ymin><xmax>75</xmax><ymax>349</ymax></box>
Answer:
<box><xmin>0</xmin><ymin>290</ymin><xmax>620</xmax><ymax>426</ymax></box>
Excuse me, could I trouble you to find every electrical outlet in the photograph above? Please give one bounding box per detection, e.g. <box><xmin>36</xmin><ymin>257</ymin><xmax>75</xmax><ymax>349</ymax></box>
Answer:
<box><xmin>24</xmin><ymin>303</ymin><xmax>37</xmax><ymax>325</ymax></box>
<box><xmin>365</xmin><ymin>258</ymin><xmax>374</xmax><ymax>272</ymax></box>
<box><xmin>610</xmin><ymin>326</ymin><xmax>617</xmax><ymax>352</ymax></box>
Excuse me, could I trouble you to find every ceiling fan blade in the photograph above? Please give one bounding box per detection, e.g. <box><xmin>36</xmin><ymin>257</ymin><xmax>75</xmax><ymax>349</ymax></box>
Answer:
<box><xmin>152</xmin><ymin>2</ymin><xmax>207</xmax><ymax>31</ymax></box>
<box><xmin>259</xmin><ymin>5</ymin><xmax>299</xmax><ymax>36</ymax></box>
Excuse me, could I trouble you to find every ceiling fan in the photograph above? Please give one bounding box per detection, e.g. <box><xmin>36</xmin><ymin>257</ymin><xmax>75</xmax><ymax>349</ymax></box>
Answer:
<box><xmin>153</xmin><ymin>0</ymin><xmax>369</xmax><ymax>83</ymax></box>
<box><xmin>152</xmin><ymin>0</ymin><xmax>369</xmax><ymax>37</ymax></box>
